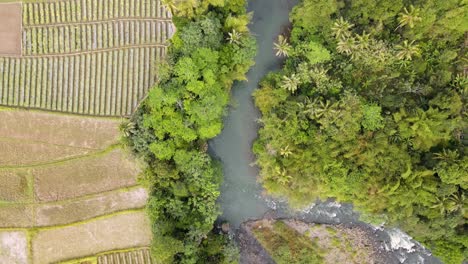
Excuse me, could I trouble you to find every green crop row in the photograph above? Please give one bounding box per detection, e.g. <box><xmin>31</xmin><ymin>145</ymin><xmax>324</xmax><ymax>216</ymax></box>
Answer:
<box><xmin>23</xmin><ymin>0</ymin><xmax>171</xmax><ymax>26</ymax></box>
<box><xmin>0</xmin><ymin>47</ymin><xmax>163</xmax><ymax>116</ymax></box>
<box><xmin>23</xmin><ymin>20</ymin><xmax>173</xmax><ymax>55</ymax></box>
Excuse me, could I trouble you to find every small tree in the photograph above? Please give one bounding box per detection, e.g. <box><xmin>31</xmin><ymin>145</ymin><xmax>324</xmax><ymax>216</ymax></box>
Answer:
<box><xmin>281</xmin><ymin>74</ymin><xmax>301</xmax><ymax>93</ymax></box>
<box><xmin>395</xmin><ymin>40</ymin><xmax>420</xmax><ymax>60</ymax></box>
<box><xmin>227</xmin><ymin>29</ymin><xmax>242</xmax><ymax>44</ymax></box>
<box><xmin>274</xmin><ymin>35</ymin><xmax>292</xmax><ymax>57</ymax></box>
<box><xmin>397</xmin><ymin>5</ymin><xmax>422</xmax><ymax>29</ymax></box>
<box><xmin>331</xmin><ymin>17</ymin><xmax>354</xmax><ymax>39</ymax></box>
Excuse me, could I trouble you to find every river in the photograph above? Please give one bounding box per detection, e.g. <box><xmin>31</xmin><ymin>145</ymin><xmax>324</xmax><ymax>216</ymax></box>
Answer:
<box><xmin>208</xmin><ymin>0</ymin><xmax>442</xmax><ymax>263</ymax></box>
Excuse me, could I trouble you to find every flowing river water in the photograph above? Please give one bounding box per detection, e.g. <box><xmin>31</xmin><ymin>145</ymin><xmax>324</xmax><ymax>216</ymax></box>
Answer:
<box><xmin>209</xmin><ymin>0</ymin><xmax>442</xmax><ymax>263</ymax></box>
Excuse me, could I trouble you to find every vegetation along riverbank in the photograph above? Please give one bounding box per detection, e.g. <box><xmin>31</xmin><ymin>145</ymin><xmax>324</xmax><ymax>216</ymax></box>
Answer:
<box><xmin>126</xmin><ymin>0</ymin><xmax>256</xmax><ymax>263</ymax></box>
<box><xmin>253</xmin><ymin>0</ymin><xmax>467</xmax><ymax>263</ymax></box>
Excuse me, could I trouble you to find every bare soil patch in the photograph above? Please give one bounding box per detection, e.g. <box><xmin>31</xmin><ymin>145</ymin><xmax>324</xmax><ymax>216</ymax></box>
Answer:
<box><xmin>0</xmin><ymin>3</ymin><xmax>22</xmax><ymax>55</ymax></box>
<box><xmin>33</xmin><ymin>149</ymin><xmax>141</xmax><ymax>202</ymax></box>
<box><xmin>0</xmin><ymin>110</ymin><xmax>121</xmax><ymax>150</ymax></box>
<box><xmin>35</xmin><ymin>187</ymin><xmax>148</xmax><ymax>226</ymax></box>
<box><xmin>0</xmin><ymin>231</ymin><xmax>28</xmax><ymax>264</ymax></box>
<box><xmin>0</xmin><ymin>169</ymin><xmax>30</xmax><ymax>202</ymax></box>
<box><xmin>32</xmin><ymin>211</ymin><xmax>152</xmax><ymax>264</ymax></box>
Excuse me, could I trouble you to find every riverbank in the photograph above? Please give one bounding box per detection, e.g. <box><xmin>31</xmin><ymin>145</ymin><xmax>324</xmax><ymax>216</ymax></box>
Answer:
<box><xmin>239</xmin><ymin>218</ymin><xmax>386</xmax><ymax>264</ymax></box>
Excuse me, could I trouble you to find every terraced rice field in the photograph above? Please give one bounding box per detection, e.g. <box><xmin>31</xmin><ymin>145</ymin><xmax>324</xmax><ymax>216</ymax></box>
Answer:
<box><xmin>0</xmin><ymin>110</ymin><xmax>153</xmax><ymax>263</ymax></box>
<box><xmin>0</xmin><ymin>0</ymin><xmax>174</xmax><ymax>116</ymax></box>
<box><xmin>0</xmin><ymin>0</ymin><xmax>169</xmax><ymax>262</ymax></box>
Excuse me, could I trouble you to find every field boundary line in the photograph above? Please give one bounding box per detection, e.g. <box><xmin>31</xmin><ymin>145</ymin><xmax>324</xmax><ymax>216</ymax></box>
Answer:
<box><xmin>0</xmin><ymin>106</ymin><xmax>126</xmax><ymax>120</ymax></box>
<box><xmin>34</xmin><ymin>208</ymin><xmax>146</xmax><ymax>231</ymax></box>
<box><xmin>0</xmin><ymin>136</ymin><xmax>104</xmax><ymax>151</ymax></box>
<box><xmin>0</xmin><ymin>104</ymin><xmax>132</xmax><ymax>118</ymax></box>
<box><xmin>1</xmin><ymin>43</ymin><xmax>168</xmax><ymax>58</ymax></box>
<box><xmin>0</xmin><ymin>144</ymin><xmax>121</xmax><ymax>169</ymax></box>
<box><xmin>0</xmin><ymin>185</ymin><xmax>144</xmax><ymax>206</ymax></box>
<box><xmin>35</xmin><ymin>185</ymin><xmax>144</xmax><ymax>205</ymax></box>
<box><xmin>0</xmin><ymin>209</ymin><xmax>146</xmax><ymax>231</ymax></box>
<box><xmin>24</xmin><ymin>17</ymin><xmax>173</xmax><ymax>28</ymax></box>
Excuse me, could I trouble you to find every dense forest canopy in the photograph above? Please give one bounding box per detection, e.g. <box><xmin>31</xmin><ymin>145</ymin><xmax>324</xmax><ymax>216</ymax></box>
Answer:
<box><xmin>253</xmin><ymin>0</ymin><xmax>467</xmax><ymax>263</ymax></box>
<box><xmin>126</xmin><ymin>0</ymin><xmax>255</xmax><ymax>263</ymax></box>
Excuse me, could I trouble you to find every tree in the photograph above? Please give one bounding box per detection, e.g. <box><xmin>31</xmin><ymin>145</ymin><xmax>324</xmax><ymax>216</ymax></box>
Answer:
<box><xmin>395</xmin><ymin>40</ymin><xmax>420</xmax><ymax>60</ymax></box>
<box><xmin>336</xmin><ymin>36</ymin><xmax>356</xmax><ymax>55</ymax></box>
<box><xmin>331</xmin><ymin>17</ymin><xmax>354</xmax><ymax>39</ymax></box>
<box><xmin>281</xmin><ymin>74</ymin><xmax>301</xmax><ymax>93</ymax></box>
<box><xmin>397</xmin><ymin>5</ymin><xmax>422</xmax><ymax>29</ymax></box>
<box><xmin>274</xmin><ymin>35</ymin><xmax>292</xmax><ymax>57</ymax></box>
<box><xmin>227</xmin><ymin>29</ymin><xmax>242</xmax><ymax>44</ymax></box>
<box><xmin>253</xmin><ymin>0</ymin><xmax>467</xmax><ymax>262</ymax></box>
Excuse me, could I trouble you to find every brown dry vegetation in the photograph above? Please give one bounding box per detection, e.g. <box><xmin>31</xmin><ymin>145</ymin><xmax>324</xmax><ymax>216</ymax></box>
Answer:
<box><xmin>0</xmin><ymin>3</ymin><xmax>22</xmax><ymax>55</ymax></box>
<box><xmin>33</xmin><ymin>148</ymin><xmax>141</xmax><ymax>202</ymax></box>
<box><xmin>32</xmin><ymin>211</ymin><xmax>152</xmax><ymax>264</ymax></box>
<box><xmin>0</xmin><ymin>204</ymin><xmax>34</xmax><ymax>227</ymax></box>
<box><xmin>0</xmin><ymin>169</ymin><xmax>30</xmax><ymax>201</ymax></box>
<box><xmin>0</xmin><ymin>109</ymin><xmax>121</xmax><ymax>150</ymax></box>
<box><xmin>0</xmin><ymin>140</ymin><xmax>94</xmax><ymax>167</ymax></box>
<box><xmin>35</xmin><ymin>187</ymin><xmax>148</xmax><ymax>226</ymax></box>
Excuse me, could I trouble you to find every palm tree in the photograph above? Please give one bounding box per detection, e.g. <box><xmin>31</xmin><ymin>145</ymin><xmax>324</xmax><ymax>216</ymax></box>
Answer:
<box><xmin>336</xmin><ymin>37</ymin><xmax>356</xmax><ymax>55</ymax></box>
<box><xmin>274</xmin><ymin>35</ymin><xmax>292</xmax><ymax>57</ymax></box>
<box><xmin>434</xmin><ymin>149</ymin><xmax>459</xmax><ymax>162</ymax></box>
<box><xmin>162</xmin><ymin>0</ymin><xmax>179</xmax><ymax>14</ymax></box>
<box><xmin>449</xmin><ymin>192</ymin><xmax>466</xmax><ymax>215</ymax></box>
<box><xmin>331</xmin><ymin>17</ymin><xmax>354</xmax><ymax>39</ymax></box>
<box><xmin>281</xmin><ymin>74</ymin><xmax>301</xmax><ymax>93</ymax></box>
<box><xmin>227</xmin><ymin>29</ymin><xmax>242</xmax><ymax>44</ymax></box>
<box><xmin>314</xmin><ymin>100</ymin><xmax>335</xmax><ymax>118</ymax></box>
<box><xmin>431</xmin><ymin>192</ymin><xmax>466</xmax><ymax>215</ymax></box>
<box><xmin>395</xmin><ymin>40</ymin><xmax>420</xmax><ymax>60</ymax></box>
<box><xmin>280</xmin><ymin>145</ymin><xmax>293</xmax><ymax>157</ymax></box>
<box><xmin>274</xmin><ymin>166</ymin><xmax>292</xmax><ymax>185</ymax></box>
<box><xmin>120</xmin><ymin>121</ymin><xmax>136</xmax><ymax>137</ymax></box>
<box><xmin>356</xmin><ymin>31</ymin><xmax>371</xmax><ymax>50</ymax></box>
<box><xmin>309</xmin><ymin>66</ymin><xmax>328</xmax><ymax>86</ymax></box>
<box><xmin>397</xmin><ymin>5</ymin><xmax>422</xmax><ymax>29</ymax></box>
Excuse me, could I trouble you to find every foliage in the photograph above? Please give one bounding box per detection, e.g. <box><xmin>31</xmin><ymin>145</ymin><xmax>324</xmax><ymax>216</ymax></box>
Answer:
<box><xmin>254</xmin><ymin>0</ymin><xmax>468</xmax><ymax>263</ymax></box>
<box><xmin>127</xmin><ymin>0</ymin><xmax>256</xmax><ymax>263</ymax></box>
<box><xmin>252</xmin><ymin>221</ymin><xmax>323</xmax><ymax>264</ymax></box>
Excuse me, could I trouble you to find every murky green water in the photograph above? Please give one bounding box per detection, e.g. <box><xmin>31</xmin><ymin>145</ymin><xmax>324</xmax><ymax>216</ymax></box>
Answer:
<box><xmin>209</xmin><ymin>0</ymin><xmax>298</xmax><ymax>228</ymax></box>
